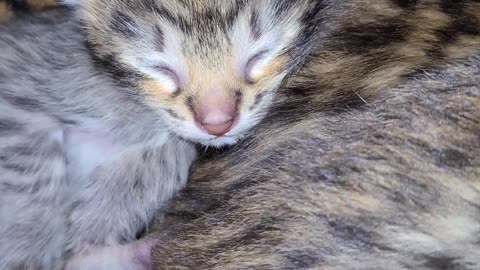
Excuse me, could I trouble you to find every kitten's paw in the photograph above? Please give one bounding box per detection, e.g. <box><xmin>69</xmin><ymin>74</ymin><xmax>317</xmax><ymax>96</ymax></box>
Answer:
<box><xmin>65</xmin><ymin>239</ymin><xmax>155</xmax><ymax>270</ymax></box>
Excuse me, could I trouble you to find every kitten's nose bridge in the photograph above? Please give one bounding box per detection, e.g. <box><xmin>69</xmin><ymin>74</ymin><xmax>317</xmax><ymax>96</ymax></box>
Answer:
<box><xmin>194</xmin><ymin>89</ymin><xmax>239</xmax><ymax>136</ymax></box>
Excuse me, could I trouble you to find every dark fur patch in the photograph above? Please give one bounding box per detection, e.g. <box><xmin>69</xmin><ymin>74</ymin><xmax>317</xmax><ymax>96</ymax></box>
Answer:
<box><xmin>3</xmin><ymin>95</ymin><xmax>43</xmax><ymax>111</ymax></box>
<box><xmin>0</xmin><ymin>118</ymin><xmax>21</xmax><ymax>134</ymax></box>
<box><xmin>164</xmin><ymin>109</ymin><xmax>183</xmax><ymax>120</ymax></box>
<box><xmin>0</xmin><ymin>178</ymin><xmax>45</xmax><ymax>194</ymax></box>
<box><xmin>428</xmin><ymin>1</ymin><xmax>480</xmax><ymax>58</ymax></box>
<box><xmin>423</xmin><ymin>255</ymin><xmax>463</xmax><ymax>270</ymax></box>
<box><xmin>436</xmin><ymin>148</ymin><xmax>471</xmax><ymax>168</ymax></box>
<box><xmin>86</xmin><ymin>42</ymin><xmax>141</xmax><ymax>88</ymax></box>
<box><xmin>133</xmin><ymin>174</ymin><xmax>146</xmax><ymax>191</ymax></box>
<box><xmin>153</xmin><ymin>25</ymin><xmax>165</xmax><ymax>52</ymax></box>
<box><xmin>234</xmin><ymin>89</ymin><xmax>243</xmax><ymax>109</ymax></box>
<box><xmin>110</xmin><ymin>10</ymin><xmax>138</xmax><ymax>38</ymax></box>
<box><xmin>185</xmin><ymin>96</ymin><xmax>195</xmax><ymax>114</ymax></box>
<box><xmin>391</xmin><ymin>0</ymin><xmax>418</xmax><ymax>9</ymax></box>
<box><xmin>328</xmin><ymin>19</ymin><xmax>408</xmax><ymax>54</ymax></box>
<box><xmin>249</xmin><ymin>10</ymin><xmax>261</xmax><ymax>40</ymax></box>
<box><xmin>151</xmin><ymin>5</ymin><xmax>191</xmax><ymax>33</ymax></box>
<box><xmin>283</xmin><ymin>249</ymin><xmax>322</xmax><ymax>269</ymax></box>
<box><xmin>9</xmin><ymin>0</ymin><xmax>31</xmax><ymax>11</ymax></box>
<box><xmin>249</xmin><ymin>92</ymin><xmax>265</xmax><ymax>110</ymax></box>
<box><xmin>328</xmin><ymin>218</ymin><xmax>378</xmax><ymax>250</ymax></box>
<box><xmin>1</xmin><ymin>162</ymin><xmax>31</xmax><ymax>174</ymax></box>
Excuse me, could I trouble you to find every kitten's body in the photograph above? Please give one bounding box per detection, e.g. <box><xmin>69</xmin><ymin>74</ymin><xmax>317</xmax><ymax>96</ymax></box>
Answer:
<box><xmin>0</xmin><ymin>9</ymin><xmax>196</xmax><ymax>269</ymax></box>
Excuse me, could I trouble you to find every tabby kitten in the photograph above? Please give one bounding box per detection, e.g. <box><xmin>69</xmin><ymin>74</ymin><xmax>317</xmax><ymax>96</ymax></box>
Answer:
<box><xmin>0</xmin><ymin>0</ymin><xmax>322</xmax><ymax>269</ymax></box>
<box><xmin>64</xmin><ymin>0</ymin><xmax>480</xmax><ymax>268</ymax></box>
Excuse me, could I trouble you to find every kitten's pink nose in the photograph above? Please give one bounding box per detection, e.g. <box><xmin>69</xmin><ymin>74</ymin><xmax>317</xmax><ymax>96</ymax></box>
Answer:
<box><xmin>197</xmin><ymin>111</ymin><xmax>236</xmax><ymax>136</ymax></box>
<box><xmin>194</xmin><ymin>88</ymin><xmax>240</xmax><ymax>136</ymax></box>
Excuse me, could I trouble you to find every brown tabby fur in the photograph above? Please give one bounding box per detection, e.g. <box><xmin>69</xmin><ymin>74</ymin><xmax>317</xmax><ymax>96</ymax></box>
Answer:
<box><xmin>153</xmin><ymin>57</ymin><xmax>480</xmax><ymax>269</ymax></box>
<box><xmin>148</xmin><ymin>0</ymin><xmax>480</xmax><ymax>269</ymax></box>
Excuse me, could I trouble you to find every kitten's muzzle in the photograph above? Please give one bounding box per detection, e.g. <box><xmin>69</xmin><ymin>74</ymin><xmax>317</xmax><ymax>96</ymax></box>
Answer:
<box><xmin>193</xmin><ymin>90</ymin><xmax>239</xmax><ymax>137</ymax></box>
<box><xmin>195</xmin><ymin>110</ymin><xmax>238</xmax><ymax>136</ymax></box>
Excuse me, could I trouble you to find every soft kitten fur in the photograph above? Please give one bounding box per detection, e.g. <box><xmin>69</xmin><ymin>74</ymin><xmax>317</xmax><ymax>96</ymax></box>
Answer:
<box><xmin>147</xmin><ymin>1</ymin><xmax>480</xmax><ymax>269</ymax></box>
<box><xmin>0</xmin><ymin>1</ymin><xmax>322</xmax><ymax>269</ymax></box>
<box><xmin>152</xmin><ymin>55</ymin><xmax>480</xmax><ymax>270</ymax></box>
<box><xmin>68</xmin><ymin>0</ymin><xmax>480</xmax><ymax>268</ymax></box>
<box><xmin>2</xmin><ymin>0</ymin><xmax>480</xmax><ymax>269</ymax></box>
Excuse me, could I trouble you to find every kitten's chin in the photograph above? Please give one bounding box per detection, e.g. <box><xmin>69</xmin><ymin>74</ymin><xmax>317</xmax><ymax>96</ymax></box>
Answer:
<box><xmin>195</xmin><ymin>135</ymin><xmax>241</xmax><ymax>148</ymax></box>
<box><xmin>165</xmin><ymin>120</ymin><xmax>249</xmax><ymax>148</ymax></box>
<box><xmin>176</xmin><ymin>133</ymin><xmax>241</xmax><ymax>148</ymax></box>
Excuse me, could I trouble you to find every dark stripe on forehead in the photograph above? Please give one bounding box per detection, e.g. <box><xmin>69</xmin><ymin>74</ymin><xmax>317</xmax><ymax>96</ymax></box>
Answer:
<box><xmin>152</xmin><ymin>5</ymin><xmax>182</xmax><ymax>26</ymax></box>
<box><xmin>284</xmin><ymin>1</ymin><xmax>326</xmax><ymax>68</ymax></box>
<box><xmin>250</xmin><ymin>10</ymin><xmax>262</xmax><ymax>41</ymax></box>
<box><xmin>153</xmin><ymin>25</ymin><xmax>165</xmax><ymax>52</ymax></box>
<box><xmin>225</xmin><ymin>0</ymin><xmax>250</xmax><ymax>28</ymax></box>
<box><xmin>273</xmin><ymin>0</ymin><xmax>304</xmax><ymax>17</ymax></box>
<box><xmin>110</xmin><ymin>11</ymin><xmax>138</xmax><ymax>38</ymax></box>
<box><xmin>149</xmin><ymin>0</ymin><xmax>249</xmax><ymax>35</ymax></box>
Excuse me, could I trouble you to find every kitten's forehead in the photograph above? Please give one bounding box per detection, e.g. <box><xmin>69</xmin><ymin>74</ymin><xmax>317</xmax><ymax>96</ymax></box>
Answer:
<box><xmin>153</xmin><ymin>0</ymin><xmax>307</xmax><ymax>54</ymax></box>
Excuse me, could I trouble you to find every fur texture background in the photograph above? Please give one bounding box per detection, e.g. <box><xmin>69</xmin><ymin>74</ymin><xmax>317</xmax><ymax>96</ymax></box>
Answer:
<box><xmin>149</xmin><ymin>1</ymin><xmax>480</xmax><ymax>269</ymax></box>
<box><xmin>1</xmin><ymin>1</ymin><xmax>479</xmax><ymax>269</ymax></box>
<box><xmin>151</xmin><ymin>55</ymin><xmax>480</xmax><ymax>270</ymax></box>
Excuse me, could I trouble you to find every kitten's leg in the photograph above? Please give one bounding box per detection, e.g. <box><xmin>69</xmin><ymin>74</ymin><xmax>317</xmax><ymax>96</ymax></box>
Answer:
<box><xmin>0</xmin><ymin>117</ymin><xmax>67</xmax><ymax>269</ymax></box>
<box><xmin>64</xmin><ymin>137</ymin><xmax>196</xmax><ymax>268</ymax></box>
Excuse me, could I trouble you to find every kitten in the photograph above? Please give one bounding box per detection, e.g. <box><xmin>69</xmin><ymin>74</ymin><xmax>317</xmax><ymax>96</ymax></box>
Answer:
<box><xmin>0</xmin><ymin>1</ymin><xmax>322</xmax><ymax>269</ymax></box>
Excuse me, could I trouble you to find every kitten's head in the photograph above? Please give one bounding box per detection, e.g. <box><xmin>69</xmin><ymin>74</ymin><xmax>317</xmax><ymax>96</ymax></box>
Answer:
<box><xmin>80</xmin><ymin>0</ymin><xmax>321</xmax><ymax>147</ymax></box>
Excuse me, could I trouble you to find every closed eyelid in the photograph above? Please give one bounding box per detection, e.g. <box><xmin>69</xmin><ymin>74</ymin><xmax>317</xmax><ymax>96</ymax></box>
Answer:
<box><xmin>244</xmin><ymin>50</ymin><xmax>271</xmax><ymax>83</ymax></box>
<box><xmin>153</xmin><ymin>65</ymin><xmax>181</xmax><ymax>86</ymax></box>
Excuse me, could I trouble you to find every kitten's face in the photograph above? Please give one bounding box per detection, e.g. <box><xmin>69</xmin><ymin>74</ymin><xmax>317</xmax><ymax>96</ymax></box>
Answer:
<box><xmin>82</xmin><ymin>0</ymin><xmax>319</xmax><ymax>147</ymax></box>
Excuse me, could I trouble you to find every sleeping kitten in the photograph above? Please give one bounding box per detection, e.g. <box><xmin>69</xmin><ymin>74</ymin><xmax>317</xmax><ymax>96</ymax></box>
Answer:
<box><xmin>0</xmin><ymin>1</ymin><xmax>322</xmax><ymax>269</ymax></box>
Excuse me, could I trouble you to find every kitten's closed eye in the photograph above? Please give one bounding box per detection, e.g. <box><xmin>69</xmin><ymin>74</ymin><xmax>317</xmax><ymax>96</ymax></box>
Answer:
<box><xmin>244</xmin><ymin>50</ymin><xmax>270</xmax><ymax>84</ymax></box>
<box><xmin>153</xmin><ymin>65</ymin><xmax>181</xmax><ymax>94</ymax></box>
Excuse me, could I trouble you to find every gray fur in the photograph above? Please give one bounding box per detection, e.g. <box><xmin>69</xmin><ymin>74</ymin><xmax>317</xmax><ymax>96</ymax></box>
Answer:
<box><xmin>0</xmin><ymin>8</ymin><xmax>196</xmax><ymax>269</ymax></box>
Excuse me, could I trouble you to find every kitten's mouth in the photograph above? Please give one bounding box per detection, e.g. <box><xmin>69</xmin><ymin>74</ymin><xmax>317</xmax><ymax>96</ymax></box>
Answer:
<box><xmin>194</xmin><ymin>132</ymin><xmax>242</xmax><ymax>147</ymax></box>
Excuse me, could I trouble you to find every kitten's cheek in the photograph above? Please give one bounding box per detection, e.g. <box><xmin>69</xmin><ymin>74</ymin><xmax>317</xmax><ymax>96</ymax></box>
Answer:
<box><xmin>139</xmin><ymin>80</ymin><xmax>177</xmax><ymax>99</ymax></box>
